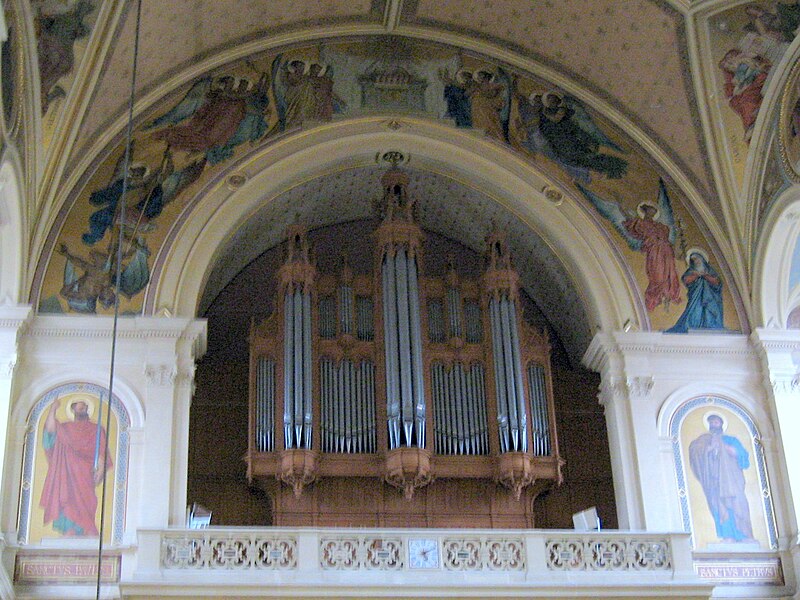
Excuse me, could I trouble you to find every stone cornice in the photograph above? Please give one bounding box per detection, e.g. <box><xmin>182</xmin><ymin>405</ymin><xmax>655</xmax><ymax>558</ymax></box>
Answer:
<box><xmin>584</xmin><ymin>331</ymin><xmax>755</xmax><ymax>372</ymax></box>
<box><xmin>24</xmin><ymin>316</ymin><xmax>207</xmax><ymax>350</ymax></box>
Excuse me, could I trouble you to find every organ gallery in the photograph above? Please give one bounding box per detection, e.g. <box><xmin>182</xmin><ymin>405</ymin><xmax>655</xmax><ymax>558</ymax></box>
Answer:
<box><xmin>246</xmin><ymin>165</ymin><xmax>562</xmax><ymax>527</ymax></box>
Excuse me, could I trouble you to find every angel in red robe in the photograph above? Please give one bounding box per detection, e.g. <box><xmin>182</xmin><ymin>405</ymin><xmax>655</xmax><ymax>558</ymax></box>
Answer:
<box><xmin>39</xmin><ymin>396</ymin><xmax>112</xmax><ymax>536</ymax></box>
<box><xmin>577</xmin><ymin>179</ymin><xmax>682</xmax><ymax>312</ymax></box>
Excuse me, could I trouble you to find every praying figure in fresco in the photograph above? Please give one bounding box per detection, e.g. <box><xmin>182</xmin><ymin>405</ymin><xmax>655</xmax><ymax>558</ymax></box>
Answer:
<box><xmin>270</xmin><ymin>56</ymin><xmax>346</xmax><ymax>132</ymax></box>
<box><xmin>40</xmin><ymin>395</ymin><xmax>112</xmax><ymax>536</ymax></box>
<box><xmin>689</xmin><ymin>413</ymin><xmax>754</xmax><ymax>543</ymax></box>
<box><xmin>438</xmin><ymin>67</ymin><xmax>511</xmax><ymax>141</ymax></box>
<box><xmin>666</xmin><ymin>249</ymin><xmax>725</xmax><ymax>333</ymax></box>
<box><xmin>145</xmin><ymin>70</ymin><xmax>271</xmax><ymax>165</ymax></box>
<box><xmin>440</xmin><ymin>68</ymin><xmax>473</xmax><ymax>128</ymax></box>
<box><xmin>35</xmin><ymin>0</ymin><xmax>94</xmax><ymax>113</ymax></box>
<box><xmin>512</xmin><ymin>78</ymin><xmax>627</xmax><ymax>182</ymax></box>
<box><xmin>718</xmin><ymin>49</ymin><xmax>771</xmax><ymax>143</ymax></box>
<box><xmin>576</xmin><ymin>179</ymin><xmax>682</xmax><ymax>312</ymax></box>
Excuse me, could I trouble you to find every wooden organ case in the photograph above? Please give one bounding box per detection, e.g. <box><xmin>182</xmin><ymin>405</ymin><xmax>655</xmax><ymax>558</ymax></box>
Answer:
<box><xmin>247</xmin><ymin>167</ymin><xmax>563</xmax><ymax>528</ymax></box>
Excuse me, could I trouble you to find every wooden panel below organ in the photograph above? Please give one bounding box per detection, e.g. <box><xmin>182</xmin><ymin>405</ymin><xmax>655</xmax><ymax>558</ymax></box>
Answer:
<box><xmin>257</xmin><ymin>476</ymin><xmax>552</xmax><ymax>528</ymax></box>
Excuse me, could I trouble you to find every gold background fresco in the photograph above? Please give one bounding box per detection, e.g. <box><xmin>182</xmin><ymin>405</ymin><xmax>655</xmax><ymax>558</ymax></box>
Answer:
<box><xmin>680</xmin><ymin>406</ymin><xmax>770</xmax><ymax>551</ymax></box>
<box><xmin>27</xmin><ymin>391</ymin><xmax>119</xmax><ymax>545</ymax></box>
<box><xmin>38</xmin><ymin>37</ymin><xmax>740</xmax><ymax>332</ymax></box>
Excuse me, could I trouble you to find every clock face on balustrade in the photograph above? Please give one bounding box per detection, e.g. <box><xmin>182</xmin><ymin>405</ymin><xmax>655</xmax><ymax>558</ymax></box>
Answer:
<box><xmin>408</xmin><ymin>538</ymin><xmax>439</xmax><ymax>569</ymax></box>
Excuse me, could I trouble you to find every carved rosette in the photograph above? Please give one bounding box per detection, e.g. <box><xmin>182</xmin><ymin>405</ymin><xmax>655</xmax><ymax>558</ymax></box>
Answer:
<box><xmin>495</xmin><ymin>452</ymin><xmax>534</xmax><ymax>501</ymax></box>
<box><xmin>384</xmin><ymin>447</ymin><xmax>432</xmax><ymax>500</ymax></box>
<box><xmin>279</xmin><ymin>449</ymin><xmax>319</xmax><ymax>497</ymax></box>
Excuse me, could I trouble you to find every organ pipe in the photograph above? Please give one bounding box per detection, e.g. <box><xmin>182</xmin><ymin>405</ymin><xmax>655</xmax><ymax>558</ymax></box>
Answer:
<box><xmin>280</xmin><ymin>226</ymin><xmax>316</xmax><ymax>450</ymax></box>
<box><xmin>377</xmin><ymin>166</ymin><xmax>426</xmax><ymax>449</ymax></box>
<box><xmin>485</xmin><ymin>230</ymin><xmax>529</xmax><ymax>454</ymax></box>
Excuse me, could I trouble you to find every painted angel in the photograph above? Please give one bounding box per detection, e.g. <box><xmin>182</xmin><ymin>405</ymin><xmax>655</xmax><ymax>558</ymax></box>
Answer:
<box><xmin>537</xmin><ymin>93</ymin><xmax>627</xmax><ymax>180</ymax></box>
<box><xmin>144</xmin><ymin>71</ymin><xmax>270</xmax><ymax>165</ymax></box>
<box><xmin>270</xmin><ymin>55</ymin><xmax>345</xmax><ymax>132</ymax></box>
<box><xmin>577</xmin><ymin>179</ymin><xmax>681</xmax><ymax>311</ymax></box>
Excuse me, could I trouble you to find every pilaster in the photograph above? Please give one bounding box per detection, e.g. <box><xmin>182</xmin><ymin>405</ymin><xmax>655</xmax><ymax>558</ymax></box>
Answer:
<box><xmin>752</xmin><ymin>329</ymin><xmax>800</xmax><ymax>558</ymax></box>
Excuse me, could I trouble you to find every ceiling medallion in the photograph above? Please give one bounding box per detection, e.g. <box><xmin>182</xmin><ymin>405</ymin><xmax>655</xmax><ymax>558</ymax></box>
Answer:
<box><xmin>376</xmin><ymin>150</ymin><xmax>410</xmax><ymax>167</ymax></box>
<box><xmin>542</xmin><ymin>186</ymin><xmax>563</xmax><ymax>205</ymax></box>
<box><xmin>227</xmin><ymin>172</ymin><xmax>248</xmax><ymax>190</ymax></box>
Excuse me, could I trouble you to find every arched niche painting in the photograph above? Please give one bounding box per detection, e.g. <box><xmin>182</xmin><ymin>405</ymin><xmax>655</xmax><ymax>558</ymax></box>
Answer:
<box><xmin>17</xmin><ymin>383</ymin><xmax>129</xmax><ymax>545</ymax></box>
<box><xmin>670</xmin><ymin>396</ymin><xmax>777</xmax><ymax>551</ymax></box>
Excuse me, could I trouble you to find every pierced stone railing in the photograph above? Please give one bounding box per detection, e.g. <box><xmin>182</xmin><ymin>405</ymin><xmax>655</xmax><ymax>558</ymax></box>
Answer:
<box><xmin>128</xmin><ymin>528</ymin><xmax>709</xmax><ymax>599</ymax></box>
<box><xmin>160</xmin><ymin>531</ymin><xmax>297</xmax><ymax>570</ymax></box>
<box><xmin>545</xmin><ymin>536</ymin><xmax>671</xmax><ymax>571</ymax></box>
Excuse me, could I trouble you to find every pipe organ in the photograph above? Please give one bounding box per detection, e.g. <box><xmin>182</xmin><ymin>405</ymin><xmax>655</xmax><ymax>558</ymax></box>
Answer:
<box><xmin>248</xmin><ymin>167</ymin><xmax>562</xmax><ymax>526</ymax></box>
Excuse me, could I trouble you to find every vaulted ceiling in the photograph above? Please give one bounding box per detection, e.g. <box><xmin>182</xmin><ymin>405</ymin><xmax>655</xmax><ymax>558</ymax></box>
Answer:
<box><xmin>7</xmin><ymin>0</ymin><xmax>798</xmax><ymax>359</ymax></box>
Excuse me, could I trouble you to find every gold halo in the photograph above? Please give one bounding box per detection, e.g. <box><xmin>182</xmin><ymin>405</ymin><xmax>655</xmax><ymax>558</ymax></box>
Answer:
<box><xmin>64</xmin><ymin>393</ymin><xmax>96</xmax><ymax>420</ymax></box>
<box><xmin>702</xmin><ymin>410</ymin><xmax>727</xmax><ymax>432</ymax></box>
<box><xmin>637</xmin><ymin>202</ymin><xmax>660</xmax><ymax>220</ymax></box>
<box><xmin>685</xmin><ymin>247</ymin><xmax>709</xmax><ymax>265</ymax></box>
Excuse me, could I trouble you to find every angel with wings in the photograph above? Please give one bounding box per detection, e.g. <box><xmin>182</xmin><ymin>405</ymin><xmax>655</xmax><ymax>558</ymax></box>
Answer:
<box><xmin>577</xmin><ymin>179</ymin><xmax>682</xmax><ymax>311</ymax></box>
<box><xmin>533</xmin><ymin>92</ymin><xmax>628</xmax><ymax>180</ymax></box>
<box><xmin>145</xmin><ymin>70</ymin><xmax>270</xmax><ymax>165</ymax></box>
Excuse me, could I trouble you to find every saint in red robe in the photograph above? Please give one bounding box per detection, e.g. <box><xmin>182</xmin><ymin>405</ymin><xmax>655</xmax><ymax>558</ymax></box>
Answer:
<box><xmin>40</xmin><ymin>419</ymin><xmax>112</xmax><ymax>536</ymax></box>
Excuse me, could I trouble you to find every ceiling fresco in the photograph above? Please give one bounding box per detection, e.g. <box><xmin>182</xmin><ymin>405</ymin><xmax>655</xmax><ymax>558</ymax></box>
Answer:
<box><xmin>33</xmin><ymin>0</ymin><xmax>100</xmax><ymax>152</ymax></box>
<box><xmin>34</xmin><ymin>35</ymin><xmax>742</xmax><ymax>340</ymax></box>
<box><xmin>70</xmin><ymin>0</ymin><xmax>384</xmax><ymax>162</ymax></box>
<box><xmin>706</xmin><ymin>1</ymin><xmax>800</xmax><ymax>189</ymax></box>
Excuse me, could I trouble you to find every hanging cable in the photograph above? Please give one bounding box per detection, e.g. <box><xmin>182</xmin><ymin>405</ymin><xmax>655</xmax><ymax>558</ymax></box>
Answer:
<box><xmin>95</xmin><ymin>0</ymin><xmax>143</xmax><ymax>597</ymax></box>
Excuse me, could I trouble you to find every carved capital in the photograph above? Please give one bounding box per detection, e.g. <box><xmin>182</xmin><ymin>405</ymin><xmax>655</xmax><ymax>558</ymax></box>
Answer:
<box><xmin>597</xmin><ymin>377</ymin><xmax>626</xmax><ymax>406</ymax></box>
<box><xmin>770</xmin><ymin>376</ymin><xmax>800</xmax><ymax>396</ymax></box>
<box><xmin>144</xmin><ymin>364</ymin><xmax>177</xmax><ymax>387</ymax></box>
<box><xmin>626</xmin><ymin>376</ymin><xmax>654</xmax><ymax>400</ymax></box>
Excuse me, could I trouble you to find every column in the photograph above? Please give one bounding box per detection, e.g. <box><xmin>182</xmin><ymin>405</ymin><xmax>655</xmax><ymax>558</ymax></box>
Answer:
<box><xmin>752</xmin><ymin>329</ymin><xmax>800</xmax><ymax>578</ymax></box>
<box><xmin>0</xmin><ymin>303</ymin><xmax>31</xmax><ymax>598</ymax></box>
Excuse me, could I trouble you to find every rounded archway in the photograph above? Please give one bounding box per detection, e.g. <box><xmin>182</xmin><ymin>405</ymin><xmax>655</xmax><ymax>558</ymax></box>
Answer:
<box><xmin>149</xmin><ymin>117</ymin><xmax>646</xmax><ymax>351</ymax></box>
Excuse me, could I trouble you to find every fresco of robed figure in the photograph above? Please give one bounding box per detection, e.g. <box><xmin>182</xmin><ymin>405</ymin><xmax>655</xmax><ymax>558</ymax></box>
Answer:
<box><xmin>29</xmin><ymin>392</ymin><xmax>118</xmax><ymax>542</ymax></box>
<box><xmin>680</xmin><ymin>406</ymin><xmax>770</xmax><ymax>551</ymax></box>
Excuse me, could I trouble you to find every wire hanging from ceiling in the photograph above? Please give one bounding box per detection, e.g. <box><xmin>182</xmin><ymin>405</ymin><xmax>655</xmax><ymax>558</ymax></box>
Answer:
<box><xmin>95</xmin><ymin>0</ymin><xmax>143</xmax><ymax>597</ymax></box>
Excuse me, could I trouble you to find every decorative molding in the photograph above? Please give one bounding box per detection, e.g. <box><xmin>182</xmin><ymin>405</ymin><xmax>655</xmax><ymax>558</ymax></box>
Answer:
<box><xmin>546</xmin><ymin>537</ymin><xmax>671</xmax><ymax>571</ymax></box>
<box><xmin>597</xmin><ymin>376</ymin><xmax>652</xmax><ymax>404</ymax></box>
<box><xmin>144</xmin><ymin>364</ymin><xmax>177</xmax><ymax>387</ymax></box>
<box><xmin>770</xmin><ymin>376</ymin><xmax>800</xmax><ymax>396</ymax></box>
<box><xmin>441</xmin><ymin>537</ymin><xmax>525</xmax><ymax>571</ymax></box>
<box><xmin>626</xmin><ymin>376</ymin><xmax>654</xmax><ymax>400</ymax></box>
<box><xmin>320</xmin><ymin>536</ymin><xmax>403</xmax><ymax>570</ymax></box>
<box><xmin>161</xmin><ymin>533</ymin><xmax>297</xmax><ymax>569</ymax></box>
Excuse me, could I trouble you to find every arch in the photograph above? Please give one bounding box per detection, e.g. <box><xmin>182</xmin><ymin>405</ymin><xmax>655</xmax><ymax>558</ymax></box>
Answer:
<box><xmin>149</xmin><ymin>118</ymin><xmax>646</xmax><ymax>341</ymax></box>
<box><xmin>0</xmin><ymin>147</ymin><xmax>25</xmax><ymax>302</ymax></box>
<box><xmin>754</xmin><ymin>184</ymin><xmax>800</xmax><ymax>328</ymax></box>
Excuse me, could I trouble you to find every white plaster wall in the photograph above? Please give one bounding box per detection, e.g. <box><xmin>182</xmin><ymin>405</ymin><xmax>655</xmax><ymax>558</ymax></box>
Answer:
<box><xmin>2</xmin><ymin>315</ymin><xmax>205</xmax><ymax>561</ymax></box>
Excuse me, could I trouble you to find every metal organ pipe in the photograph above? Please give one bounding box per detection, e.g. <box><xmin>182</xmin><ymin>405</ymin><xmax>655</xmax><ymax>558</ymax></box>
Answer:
<box><xmin>382</xmin><ymin>252</ymin><xmax>401</xmax><ymax>448</ymax></box>
<box><xmin>256</xmin><ymin>358</ymin><xmax>275</xmax><ymax>452</ymax></box>
<box><xmin>489</xmin><ymin>298</ymin><xmax>510</xmax><ymax>452</ymax></box>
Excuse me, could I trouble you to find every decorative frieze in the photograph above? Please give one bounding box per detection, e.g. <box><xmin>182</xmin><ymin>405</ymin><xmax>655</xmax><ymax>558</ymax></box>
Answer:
<box><xmin>320</xmin><ymin>536</ymin><xmax>404</xmax><ymax>570</ymax></box>
<box><xmin>442</xmin><ymin>537</ymin><xmax>525</xmax><ymax>571</ymax></box>
<box><xmin>161</xmin><ymin>533</ymin><xmax>297</xmax><ymax>569</ymax></box>
<box><xmin>546</xmin><ymin>537</ymin><xmax>671</xmax><ymax>571</ymax></box>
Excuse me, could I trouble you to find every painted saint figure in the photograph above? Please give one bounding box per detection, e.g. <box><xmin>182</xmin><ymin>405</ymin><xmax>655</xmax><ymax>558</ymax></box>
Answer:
<box><xmin>577</xmin><ymin>179</ymin><xmax>682</xmax><ymax>311</ymax></box>
<box><xmin>689</xmin><ymin>413</ymin><xmax>754</xmax><ymax>543</ymax></box>
<box><xmin>39</xmin><ymin>395</ymin><xmax>112</xmax><ymax>536</ymax></box>
<box><xmin>718</xmin><ymin>49</ymin><xmax>771</xmax><ymax>143</ymax></box>
<box><xmin>667</xmin><ymin>249</ymin><xmax>724</xmax><ymax>333</ymax></box>
<box><xmin>35</xmin><ymin>0</ymin><xmax>94</xmax><ymax>112</ymax></box>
